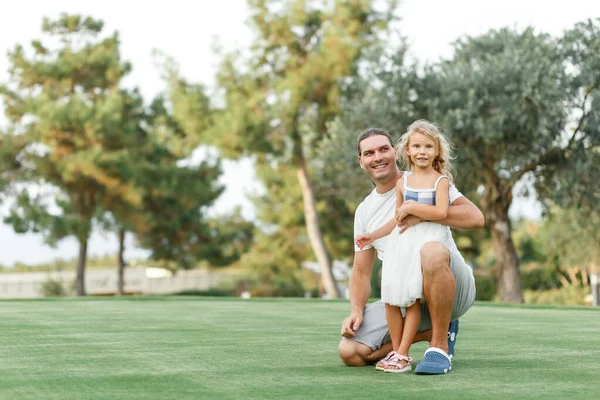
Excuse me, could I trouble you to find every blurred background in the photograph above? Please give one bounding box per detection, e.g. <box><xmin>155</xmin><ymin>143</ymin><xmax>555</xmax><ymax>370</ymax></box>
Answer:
<box><xmin>0</xmin><ymin>0</ymin><xmax>598</xmax><ymax>305</ymax></box>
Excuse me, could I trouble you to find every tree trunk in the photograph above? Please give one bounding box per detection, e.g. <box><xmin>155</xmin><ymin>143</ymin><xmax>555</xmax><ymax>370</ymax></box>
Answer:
<box><xmin>117</xmin><ymin>228</ymin><xmax>126</xmax><ymax>296</ymax></box>
<box><xmin>75</xmin><ymin>236</ymin><xmax>88</xmax><ymax>296</ymax></box>
<box><xmin>484</xmin><ymin>198</ymin><xmax>523</xmax><ymax>303</ymax></box>
<box><xmin>591</xmin><ymin>265</ymin><xmax>599</xmax><ymax>307</ymax></box>
<box><xmin>296</xmin><ymin>160</ymin><xmax>340</xmax><ymax>299</ymax></box>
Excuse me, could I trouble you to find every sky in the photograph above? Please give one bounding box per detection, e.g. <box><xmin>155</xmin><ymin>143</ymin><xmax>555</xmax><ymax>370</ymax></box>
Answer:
<box><xmin>0</xmin><ymin>0</ymin><xmax>598</xmax><ymax>266</ymax></box>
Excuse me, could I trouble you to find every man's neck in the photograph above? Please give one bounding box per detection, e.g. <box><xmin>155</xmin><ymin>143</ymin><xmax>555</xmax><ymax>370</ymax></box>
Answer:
<box><xmin>375</xmin><ymin>170</ymin><xmax>403</xmax><ymax>194</ymax></box>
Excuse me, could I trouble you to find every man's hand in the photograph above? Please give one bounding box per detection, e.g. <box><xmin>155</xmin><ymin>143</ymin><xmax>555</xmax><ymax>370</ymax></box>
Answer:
<box><xmin>340</xmin><ymin>312</ymin><xmax>363</xmax><ymax>338</ymax></box>
<box><xmin>355</xmin><ymin>234</ymin><xmax>375</xmax><ymax>250</ymax></box>
<box><xmin>398</xmin><ymin>214</ymin><xmax>423</xmax><ymax>233</ymax></box>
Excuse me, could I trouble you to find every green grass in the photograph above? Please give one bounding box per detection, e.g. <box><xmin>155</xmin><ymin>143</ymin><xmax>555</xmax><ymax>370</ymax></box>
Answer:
<box><xmin>1</xmin><ymin>298</ymin><xmax>599</xmax><ymax>400</ymax></box>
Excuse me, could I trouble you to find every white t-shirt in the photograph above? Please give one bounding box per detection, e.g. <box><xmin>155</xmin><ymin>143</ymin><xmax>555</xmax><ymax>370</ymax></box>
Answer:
<box><xmin>354</xmin><ymin>172</ymin><xmax>463</xmax><ymax>261</ymax></box>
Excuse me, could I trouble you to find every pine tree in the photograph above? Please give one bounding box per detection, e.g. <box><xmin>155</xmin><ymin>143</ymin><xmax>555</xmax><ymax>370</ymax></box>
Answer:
<box><xmin>0</xmin><ymin>15</ymin><xmax>137</xmax><ymax>295</ymax></box>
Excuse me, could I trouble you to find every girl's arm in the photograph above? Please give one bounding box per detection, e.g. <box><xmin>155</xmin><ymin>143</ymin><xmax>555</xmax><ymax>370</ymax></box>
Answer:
<box><xmin>398</xmin><ymin>177</ymin><xmax>449</xmax><ymax>221</ymax></box>
<box><xmin>370</xmin><ymin>179</ymin><xmax>404</xmax><ymax>239</ymax></box>
<box><xmin>397</xmin><ymin>195</ymin><xmax>485</xmax><ymax>233</ymax></box>
<box><xmin>355</xmin><ymin>180</ymin><xmax>404</xmax><ymax>249</ymax></box>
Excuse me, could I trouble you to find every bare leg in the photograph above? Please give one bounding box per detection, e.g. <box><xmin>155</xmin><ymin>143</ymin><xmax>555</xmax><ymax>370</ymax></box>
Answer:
<box><xmin>421</xmin><ymin>242</ymin><xmax>454</xmax><ymax>354</ymax></box>
<box><xmin>338</xmin><ymin>339</ymin><xmax>393</xmax><ymax>366</ymax></box>
<box><xmin>338</xmin><ymin>327</ymin><xmax>433</xmax><ymax>367</ymax></box>
<box><xmin>415</xmin><ymin>329</ymin><xmax>432</xmax><ymax>343</ymax></box>
<box><xmin>397</xmin><ymin>300</ymin><xmax>421</xmax><ymax>357</ymax></box>
<box><xmin>381</xmin><ymin>301</ymin><xmax>421</xmax><ymax>371</ymax></box>
<box><xmin>385</xmin><ymin>304</ymin><xmax>404</xmax><ymax>352</ymax></box>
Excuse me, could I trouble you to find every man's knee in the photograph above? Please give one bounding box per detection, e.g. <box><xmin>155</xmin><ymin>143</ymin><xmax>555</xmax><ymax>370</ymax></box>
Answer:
<box><xmin>338</xmin><ymin>339</ymin><xmax>369</xmax><ymax>367</ymax></box>
<box><xmin>421</xmin><ymin>242</ymin><xmax>451</xmax><ymax>275</ymax></box>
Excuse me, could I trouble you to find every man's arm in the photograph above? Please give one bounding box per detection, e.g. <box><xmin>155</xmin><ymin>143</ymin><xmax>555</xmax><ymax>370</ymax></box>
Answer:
<box><xmin>341</xmin><ymin>248</ymin><xmax>376</xmax><ymax>338</ymax></box>
<box><xmin>442</xmin><ymin>196</ymin><xmax>485</xmax><ymax>229</ymax></box>
<box><xmin>397</xmin><ymin>196</ymin><xmax>484</xmax><ymax>233</ymax></box>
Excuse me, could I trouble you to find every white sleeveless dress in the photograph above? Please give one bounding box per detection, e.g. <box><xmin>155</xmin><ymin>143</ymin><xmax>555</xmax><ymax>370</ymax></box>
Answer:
<box><xmin>381</xmin><ymin>174</ymin><xmax>452</xmax><ymax>307</ymax></box>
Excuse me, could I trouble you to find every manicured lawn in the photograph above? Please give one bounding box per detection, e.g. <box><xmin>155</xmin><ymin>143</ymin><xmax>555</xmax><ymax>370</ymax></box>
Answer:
<box><xmin>1</xmin><ymin>298</ymin><xmax>599</xmax><ymax>399</ymax></box>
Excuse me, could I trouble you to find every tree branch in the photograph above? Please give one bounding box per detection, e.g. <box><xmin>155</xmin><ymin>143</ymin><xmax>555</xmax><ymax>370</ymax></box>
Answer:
<box><xmin>567</xmin><ymin>82</ymin><xmax>599</xmax><ymax>151</ymax></box>
<box><xmin>508</xmin><ymin>158</ymin><xmax>540</xmax><ymax>188</ymax></box>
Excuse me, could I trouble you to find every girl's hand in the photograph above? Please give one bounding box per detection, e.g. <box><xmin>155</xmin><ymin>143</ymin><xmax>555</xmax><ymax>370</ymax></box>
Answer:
<box><xmin>396</xmin><ymin>200</ymin><xmax>416</xmax><ymax>223</ymax></box>
<box><xmin>355</xmin><ymin>234</ymin><xmax>375</xmax><ymax>250</ymax></box>
<box><xmin>398</xmin><ymin>215</ymin><xmax>423</xmax><ymax>233</ymax></box>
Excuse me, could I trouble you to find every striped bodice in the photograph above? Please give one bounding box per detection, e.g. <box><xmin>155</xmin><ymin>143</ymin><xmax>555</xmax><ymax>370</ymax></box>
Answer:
<box><xmin>403</xmin><ymin>174</ymin><xmax>448</xmax><ymax>206</ymax></box>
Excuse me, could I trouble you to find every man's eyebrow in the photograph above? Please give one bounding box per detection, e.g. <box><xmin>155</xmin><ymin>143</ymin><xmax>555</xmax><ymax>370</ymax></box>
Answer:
<box><xmin>362</xmin><ymin>144</ymin><xmax>390</xmax><ymax>155</ymax></box>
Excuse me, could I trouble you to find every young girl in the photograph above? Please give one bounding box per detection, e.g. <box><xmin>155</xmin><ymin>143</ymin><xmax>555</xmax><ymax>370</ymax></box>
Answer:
<box><xmin>355</xmin><ymin>120</ymin><xmax>455</xmax><ymax>373</ymax></box>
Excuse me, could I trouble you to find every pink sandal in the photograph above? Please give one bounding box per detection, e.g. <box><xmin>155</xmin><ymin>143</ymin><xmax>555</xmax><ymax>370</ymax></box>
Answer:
<box><xmin>383</xmin><ymin>354</ymin><xmax>412</xmax><ymax>373</ymax></box>
<box><xmin>375</xmin><ymin>351</ymin><xmax>397</xmax><ymax>371</ymax></box>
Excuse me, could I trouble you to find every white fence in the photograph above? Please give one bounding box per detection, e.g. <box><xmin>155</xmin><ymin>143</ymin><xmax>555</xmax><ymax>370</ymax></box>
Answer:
<box><xmin>0</xmin><ymin>267</ymin><xmax>237</xmax><ymax>298</ymax></box>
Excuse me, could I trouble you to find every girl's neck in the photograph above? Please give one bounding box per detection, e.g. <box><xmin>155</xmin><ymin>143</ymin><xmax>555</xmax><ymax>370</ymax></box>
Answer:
<box><xmin>411</xmin><ymin>165</ymin><xmax>436</xmax><ymax>176</ymax></box>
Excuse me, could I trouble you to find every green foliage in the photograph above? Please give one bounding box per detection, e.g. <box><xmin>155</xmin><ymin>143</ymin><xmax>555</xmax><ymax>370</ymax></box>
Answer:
<box><xmin>0</xmin><ymin>14</ymin><xmax>250</xmax><ymax>288</ymax></box>
<box><xmin>538</xmin><ymin>20</ymin><xmax>600</xmax><ymax>224</ymax></box>
<box><xmin>420</xmin><ymin>24</ymin><xmax>600</xmax><ymax>301</ymax></box>
<box><xmin>40</xmin><ymin>278</ymin><xmax>68</xmax><ymax>297</ymax></box>
<box><xmin>523</xmin><ymin>285</ymin><xmax>590</xmax><ymax>306</ymax></box>
<box><xmin>132</xmin><ymin>156</ymin><xmax>224</xmax><ymax>270</ymax></box>
<box><xmin>520</xmin><ymin>266</ymin><xmax>561</xmax><ymax>291</ymax></box>
<box><xmin>273</xmin><ymin>277</ymin><xmax>306</xmax><ymax>298</ymax></box>
<box><xmin>424</xmin><ymin>28</ymin><xmax>567</xmax><ymax>185</ymax></box>
<box><xmin>322</xmin><ymin>21</ymin><xmax>600</xmax><ymax>302</ymax></box>
<box><xmin>150</xmin><ymin>52</ymin><xmax>214</xmax><ymax>157</ymax></box>
<box><xmin>246</xmin><ymin>275</ymin><xmax>306</xmax><ymax>298</ymax></box>
<box><xmin>475</xmin><ymin>210</ymin><xmax>595</xmax><ymax>294</ymax></box>
<box><xmin>204</xmin><ymin>209</ymin><xmax>255</xmax><ymax>267</ymax></box>
<box><xmin>315</xmin><ymin>46</ymin><xmax>414</xmax><ymax>198</ymax></box>
<box><xmin>248</xmin><ymin>159</ymin><xmax>354</xmax><ymax>264</ymax></box>
<box><xmin>474</xmin><ymin>273</ymin><xmax>496</xmax><ymax>301</ymax></box>
<box><xmin>539</xmin><ymin>205</ymin><xmax>600</xmax><ymax>269</ymax></box>
<box><xmin>207</xmin><ymin>0</ymin><xmax>398</xmax><ymax>159</ymax></box>
<box><xmin>237</xmin><ymin>227</ymin><xmax>309</xmax><ymax>290</ymax></box>
<box><xmin>0</xmin><ymin>14</ymin><xmax>136</xmax><ymax>295</ymax></box>
<box><xmin>173</xmin><ymin>288</ymin><xmax>235</xmax><ymax>297</ymax></box>
<box><xmin>166</xmin><ymin>0</ymin><xmax>399</xmax><ymax>298</ymax></box>
<box><xmin>129</xmin><ymin>80</ymin><xmax>255</xmax><ymax>271</ymax></box>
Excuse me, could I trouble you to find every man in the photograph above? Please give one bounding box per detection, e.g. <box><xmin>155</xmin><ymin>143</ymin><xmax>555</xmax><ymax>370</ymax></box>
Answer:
<box><xmin>338</xmin><ymin>128</ymin><xmax>484</xmax><ymax>374</ymax></box>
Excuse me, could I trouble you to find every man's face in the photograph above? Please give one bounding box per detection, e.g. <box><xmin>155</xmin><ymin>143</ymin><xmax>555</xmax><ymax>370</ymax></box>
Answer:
<box><xmin>358</xmin><ymin>135</ymin><xmax>399</xmax><ymax>184</ymax></box>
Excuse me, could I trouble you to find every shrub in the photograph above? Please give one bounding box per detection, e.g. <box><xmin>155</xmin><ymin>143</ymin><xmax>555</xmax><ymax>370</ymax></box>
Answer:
<box><xmin>474</xmin><ymin>272</ymin><xmax>496</xmax><ymax>301</ymax></box>
<box><xmin>523</xmin><ymin>285</ymin><xmax>589</xmax><ymax>305</ymax></box>
<box><xmin>40</xmin><ymin>278</ymin><xmax>68</xmax><ymax>297</ymax></box>
<box><xmin>174</xmin><ymin>288</ymin><xmax>234</xmax><ymax>297</ymax></box>
<box><xmin>520</xmin><ymin>265</ymin><xmax>560</xmax><ymax>291</ymax></box>
<box><xmin>247</xmin><ymin>277</ymin><xmax>305</xmax><ymax>297</ymax></box>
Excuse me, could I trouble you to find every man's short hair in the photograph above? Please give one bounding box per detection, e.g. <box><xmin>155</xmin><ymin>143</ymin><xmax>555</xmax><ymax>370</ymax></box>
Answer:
<box><xmin>357</xmin><ymin>128</ymin><xmax>394</xmax><ymax>156</ymax></box>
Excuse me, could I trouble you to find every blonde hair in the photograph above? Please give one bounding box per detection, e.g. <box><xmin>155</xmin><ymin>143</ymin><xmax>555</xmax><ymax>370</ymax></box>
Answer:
<box><xmin>397</xmin><ymin>120</ymin><xmax>455</xmax><ymax>183</ymax></box>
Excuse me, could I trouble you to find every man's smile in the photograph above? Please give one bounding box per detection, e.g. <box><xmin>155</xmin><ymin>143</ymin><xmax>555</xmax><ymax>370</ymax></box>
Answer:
<box><xmin>372</xmin><ymin>163</ymin><xmax>388</xmax><ymax>169</ymax></box>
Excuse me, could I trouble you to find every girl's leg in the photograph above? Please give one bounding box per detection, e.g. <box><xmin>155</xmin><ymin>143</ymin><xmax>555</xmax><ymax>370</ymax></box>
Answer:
<box><xmin>385</xmin><ymin>304</ymin><xmax>404</xmax><ymax>352</ymax></box>
<box><xmin>397</xmin><ymin>300</ymin><xmax>421</xmax><ymax>363</ymax></box>
<box><xmin>383</xmin><ymin>302</ymin><xmax>419</xmax><ymax>373</ymax></box>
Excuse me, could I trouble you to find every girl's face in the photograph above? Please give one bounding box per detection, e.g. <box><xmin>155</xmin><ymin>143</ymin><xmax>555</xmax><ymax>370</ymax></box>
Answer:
<box><xmin>406</xmin><ymin>132</ymin><xmax>438</xmax><ymax>170</ymax></box>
